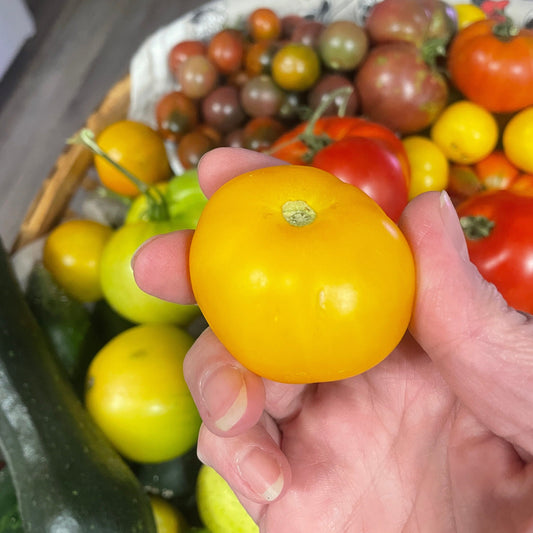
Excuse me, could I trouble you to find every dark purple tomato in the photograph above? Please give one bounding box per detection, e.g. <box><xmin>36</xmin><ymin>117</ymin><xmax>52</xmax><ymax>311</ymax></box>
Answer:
<box><xmin>201</xmin><ymin>85</ymin><xmax>246</xmax><ymax>134</ymax></box>
<box><xmin>307</xmin><ymin>74</ymin><xmax>358</xmax><ymax>116</ymax></box>
<box><xmin>354</xmin><ymin>42</ymin><xmax>448</xmax><ymax>134</ymax></box>
<box><xmin>240</xmin><ymin>75</ymin><xmax>285</xmax><ymax>117</ymax></box>
<box><xmin>177</xmin><ymin>131</ymin><xmax>217</xmax><ymax>169</ymax></box>
<box><xmin>224</xmin><ymin>128</ymin><xmax>245</xmax><ymax>148</ymax></box>
<box><xmin>291</xmin><ymin>20</ymin><xmax>325</xmax><ymax>49</ymax></box>
<box><xmin>281</xmin><ymin>14</ymin><xmax>306</xmax><ymax>39</ymax></box>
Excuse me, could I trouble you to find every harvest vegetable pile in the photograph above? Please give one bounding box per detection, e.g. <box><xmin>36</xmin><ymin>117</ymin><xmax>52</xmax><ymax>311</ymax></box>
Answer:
<box><xmin>2</xmin><ymin>1</ymin><xmax>533</xmax><ymax>531</ymax></box>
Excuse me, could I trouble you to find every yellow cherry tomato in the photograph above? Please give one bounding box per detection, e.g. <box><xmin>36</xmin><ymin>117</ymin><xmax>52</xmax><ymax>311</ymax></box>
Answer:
<box><xmin>402</xmin><ymin>136</ymin><xmax>449</xmax><ymax>199</ymax></box>
<box><xmin>453</xmin><ymin>4</ymin><xmax>486</xmax><ymax>30</ymax></box>
<box><xmin>503</xmin><ymin>107</ymin><xmax>533</xmax><ymax>173</ymax></box>
<box><xmin>189</xmin><ymin>165</ymin><xmax>415</xmax><ymax>384</ymax></box>
<box><xmin>430</xmin><ymin>100</ymin><xmax>498</xmax><ymax>164</ymax></box>
<box><xmin>95</xmin><ymin>120</ymin><xmax>171</xmax><ymax>197</ymax></box>
<box><xmin>149</xmin><ymin>496</ymin><xmax>187</xmax><ymax>533</ymax></box>
<box><xmin>271</xmin><ymin>43</ymin><xmax>321</xmax><ymax>91</ymax></box>
<box><xmin>43</xmin><ymin>219</ymin><xmax>113</xmax><ymax>302</ymax></box>
<box><xmin>85</xmin><ymin>324</ymin><xmax>201</xmax><ymax>463</ymax></box>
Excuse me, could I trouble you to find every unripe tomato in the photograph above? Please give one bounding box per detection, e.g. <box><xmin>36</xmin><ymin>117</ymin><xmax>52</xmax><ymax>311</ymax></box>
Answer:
<box><xmin>190</xmin><ymin>165</ymin><xmax>415</xmax><ymax>384</ymax></box>
<box><xmin>85</xmin><ymin>324</ymin><xmax>200</xmax><ymax>463</ymax></box>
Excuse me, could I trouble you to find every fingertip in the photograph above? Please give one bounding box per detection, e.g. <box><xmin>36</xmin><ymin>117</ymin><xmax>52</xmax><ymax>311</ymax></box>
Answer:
<box><xmin>131</xmin><ymin>229</ymin><xmax>196</xmax><ymax>304</ymax></box>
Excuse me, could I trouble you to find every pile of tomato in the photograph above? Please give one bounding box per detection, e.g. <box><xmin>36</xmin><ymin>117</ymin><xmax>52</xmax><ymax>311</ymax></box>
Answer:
<box><xmin>33</xmin><ymin>1</ymin><xmax>533</xmax><ymax>530</ymax></box>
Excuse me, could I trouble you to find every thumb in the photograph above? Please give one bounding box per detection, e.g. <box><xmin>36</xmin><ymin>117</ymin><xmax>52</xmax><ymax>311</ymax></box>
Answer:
<box><xmin>399</xmin><ymin>191</ymin><xmax>533</xmax><ymax>454</ymax></box>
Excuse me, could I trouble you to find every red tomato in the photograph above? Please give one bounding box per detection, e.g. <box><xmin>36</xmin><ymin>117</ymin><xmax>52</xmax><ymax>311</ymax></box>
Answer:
<box><xmin>456</xmin><ymin>189</ymin><xmax>533</xmax><ymax>314</ymax></box>
<box><xmin>269</xmin><ymin>116</ymin><xmax>410</xmax><ymax>186</ymax></box>
<box><xmin>447</xmin><ymin>18</ymin><xmax>533</xmax><ymax>113</ymax></box>
<box><xmin>311</xmin><ymin>137</ymin><xmax>408</xmax><ymax>221</ymax></box>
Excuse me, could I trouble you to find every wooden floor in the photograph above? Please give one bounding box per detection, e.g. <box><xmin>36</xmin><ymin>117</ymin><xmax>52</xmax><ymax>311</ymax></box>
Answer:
<box><xmin>0</xmin><ymin>0</ymin><xmax>203</xmax><ymax>251</ymax></box>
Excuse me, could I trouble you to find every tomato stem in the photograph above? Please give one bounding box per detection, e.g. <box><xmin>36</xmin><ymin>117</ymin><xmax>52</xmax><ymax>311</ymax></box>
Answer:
<box><xmin>69</xmin><ymin>129</ymin><xmax>170</xmax><ymax>221</ymax></box>
<box><xmin>492</xmin><ymin>13</ymin><xmax>519</xmax><ymax>41</ymax></box>
<box><xmin>459</xmin><ymin>215</ymin><xmax>495</xmax><ymax>240</ymax></box>
<box><xmin>282</xmin><ymin>200</ymin><xmax>316</xmax><ymax>227</ymax></box>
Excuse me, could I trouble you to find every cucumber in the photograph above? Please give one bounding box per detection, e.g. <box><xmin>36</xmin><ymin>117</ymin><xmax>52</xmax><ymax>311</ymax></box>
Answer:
<box><xmin>25</xmin><ymin>261</ymin><xmax>103</xmax><ymax>395</ymax></box>
<box><xmin>0</xmin><ymin>239</ymin><xmax>157</xmax><ymax>532</ymax></box>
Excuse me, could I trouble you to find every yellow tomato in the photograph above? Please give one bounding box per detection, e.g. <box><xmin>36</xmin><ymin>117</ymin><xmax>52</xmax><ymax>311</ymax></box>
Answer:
<box><xmin>402</xmin><ymin>136</ymin><xmax>449</xmax><ymax>199</ymax></box>
<box><xmin>189</xmin><ymin>165</ymin><xmax>415</xmax><ymax>384</ymax></box>
<box><xmin>42</xmin><ymin>219</ymin><xmax>113</xmax><ymax>302</ymax></box>
<box><xmin>453</xmin><ymin>4</ymin><xmax>486</xmax><ymax>30</ymax></box>
<box><xmin>503</xmin><ymin>107</ymin><xmax>533</xmax><ymax>173</ymax></box>
<box><xmin>430</xmin><ymin>101</ymin><xmax>498</xmax><ymax>164</ymax></box>
<box><xmin>95</xmin><ymin>120</ymin><xmax>171</xmax><ymax>197</ymax></box>
<box><xmin>271</xmin><ymin>43</ymin><xmax>321</xmax><ymax>91</ymax></box>
<box><xmin>85</xmin><ymin>324</ymin><xmax>201</xmax><ymax>463</ymax></box>
<box><xmin>149</xmin><ymin>496</ymin><xmax>187</xmax><ymax>533</ymax></box>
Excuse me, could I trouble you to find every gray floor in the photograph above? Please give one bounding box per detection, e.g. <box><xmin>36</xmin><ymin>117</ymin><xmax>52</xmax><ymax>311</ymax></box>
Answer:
<box><xmin>0</xmin><ymin>0</ymin><xmax>203</xmax><ymax>251</ymax></box>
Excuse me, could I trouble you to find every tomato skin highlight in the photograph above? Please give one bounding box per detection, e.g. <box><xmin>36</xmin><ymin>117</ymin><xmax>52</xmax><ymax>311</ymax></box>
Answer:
<box><xmin>189</xmin><ymin>165</ymin><xmax>415</xmax><ymax>384</ymax></box>
<box><xmin>456</xmin><ymin>190</ymin><xmax>533</xmax><ymax>315</ymax></box>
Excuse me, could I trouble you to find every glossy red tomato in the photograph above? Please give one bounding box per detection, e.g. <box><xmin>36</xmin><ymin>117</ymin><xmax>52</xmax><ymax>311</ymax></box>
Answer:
<box><xmin>311</xmin><ymin>136</ymin><xmax>408</xmax><ymax>221</ymax></box>
<box><xmin>448</xmin><ymin>18</ymin><xmax>533</xmax><ymax>113</ymax></box>
<box><xmin>456</xmin><ymin>189</ymin><xmax>533</xmax><ymax>314</ymax></box>
<box><xmin>269</xmin><ymin>116</ymin><xmax>410</xmax><ymax>185</ymax></box>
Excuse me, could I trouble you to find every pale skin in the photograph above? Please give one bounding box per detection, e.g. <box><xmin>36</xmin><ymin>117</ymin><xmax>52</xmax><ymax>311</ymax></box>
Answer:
<box><xmin>132</xmin><ymin>147</ymin><xmax>533</xmax><ymax>533</ymax></box>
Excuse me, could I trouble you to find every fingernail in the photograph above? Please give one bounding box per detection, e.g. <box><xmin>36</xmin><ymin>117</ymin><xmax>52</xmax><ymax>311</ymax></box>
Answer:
<box><xmin>237</xmin><ymin>447</ymin><xmax>284</xmax><ymax>502</ymax></box>
<box><xmin>130</xmin><ymin>234</ymin><xmax>161</xmax><ymax>271</ymax></box>
<box><xmin>200</xmin><ymin>365</ymin><xmax>247</xmax><ymax>432</ymax></box>
<box><xmin>439</xmin><ymin>190</ymin><xmax>469</xmax><ymax>262</ymax></box>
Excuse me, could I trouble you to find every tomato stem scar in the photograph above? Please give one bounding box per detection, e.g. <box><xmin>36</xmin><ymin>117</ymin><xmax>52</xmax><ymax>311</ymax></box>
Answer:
<box><xmin>282</xmin><ymin>200</ymin><xmax>316</xmax><ymax>227</ymax></box>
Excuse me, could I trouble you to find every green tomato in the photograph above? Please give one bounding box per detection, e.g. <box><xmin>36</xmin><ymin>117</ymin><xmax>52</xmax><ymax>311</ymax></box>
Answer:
<box><xmin>125</xmin><ymin>169</ymin><xmax>207</xmax><ymax>227</ymax></box>
<box><xmin>100</xmin><ymin>217</ymin><xmax>199</xmax><ymax>325</ymax></box>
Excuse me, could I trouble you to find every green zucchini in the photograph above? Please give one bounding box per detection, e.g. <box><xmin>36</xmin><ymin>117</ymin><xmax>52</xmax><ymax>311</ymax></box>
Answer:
<box><xmin>0</xmin><ymin>466</ymin><xmax>23</xmax><ymax>532</ymax></box>
<box><xmin>25</xmin><ymin>261</ymin><xmax>103</xmax><ymax>396</ymax></box>
<box><xmin>0</xmin><ymin>239</ymin><xmax>157</xmax><ymax>532</ymax></box>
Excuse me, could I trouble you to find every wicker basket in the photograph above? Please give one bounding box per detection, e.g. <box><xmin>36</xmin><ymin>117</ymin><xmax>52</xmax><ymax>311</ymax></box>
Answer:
<box><xmin>11</xmin><ymin>76</ymin><xmax>131</xmax><ymax>254</ymax></box>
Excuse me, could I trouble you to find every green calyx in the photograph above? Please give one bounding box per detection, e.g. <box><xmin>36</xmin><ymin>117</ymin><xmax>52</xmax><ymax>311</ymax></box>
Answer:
<box><xmin>460</xmin><ymin>215</ymin><xmax>495</xmax><ymax>240</ymax></box>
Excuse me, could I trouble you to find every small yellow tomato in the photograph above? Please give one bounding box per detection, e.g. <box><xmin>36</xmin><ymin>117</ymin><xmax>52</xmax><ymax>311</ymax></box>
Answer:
<box><xmin>271</xmin><ymin>43</ymin><xmax>321</xmax><ymax>91</ymax></box>
<box><xmin>190</xmin><ymin>165</ymin><xmax>415</xmax><ymax>384</ymax></box>
<box><xmin>430</xmin><ymin>101</ymin><xmax>498</xmax><ymax>164</ymax></box>
<box><xmin>95</xmin><ymin>120</ymin><xmax>171</xmax><ymax>197</ymax></box>
<box><xmin>402</xmin><ymin>136</ymin><xmax>449</xmax><ymax>199</ymax></box>
<box><xmin>453</xmin><ymin>4</ymin><xmax>486</xmax><ymax>30</ymax></box>
<box><xmin>503</xmin><ymin>107</ymin><xmax>533</xmax><ymax>173</ymax></box>
<box><xmin>43</xmin><ymin>219</ymin><xmax>113</xmax><ymax>302</ymax></box>
<box><xmin>149</xmin><ymin>496</ymin><xmax>187</xmax><ymax>533</ymax></box>
<box><xmin>85</xmin><ymin>324</ymin><xmax>201</xmax><ymax>463</ymax></box>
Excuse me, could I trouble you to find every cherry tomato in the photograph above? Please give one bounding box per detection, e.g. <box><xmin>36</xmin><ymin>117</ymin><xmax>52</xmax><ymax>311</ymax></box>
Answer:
<box><xmin>95</xmin><ymin>120</ymin><xmax>171</xmax><ymax>197</ymax></box>
<box><xmin>510</xmin><ymin>173</ymin><xmax>533</xmax><ymax>196</ymax></box>
<box><xmin>311</xmin><ymin>136</ymin><xmax>408</xmax><ymax>222</ymax></box>
<box><xmin>242</xmin><ymin>116</ymin><xmax>285</xmax><ymax>152</ymax></box>
<box><xmin>318</xmin><ymin>20</ymin><xmax>369</xmax><ymax>71</ymax></box>
<box><xmin>456</xmin><ymin>189</ymin><xmax>533</xmax><ymax>315</ymax></box>
<box><xmin>271</xmin><ymin>43</ymin><xmax>321</xmax><ymax>92</ymax></box>
<box><xmin>248</xmin><ymin>7</ymin><xmax>282</xmax><ymax>42</ymax></box>
<box><xmin>453</xmin><ymin>4</ymin><xmax>486</xmax><ymax>30</ymax></box>
<box><xmin>168</xmin><ymin>40</ymin><xmax>207</xmax><ymax>79</ymax></box>
<box><xmin>502</xmin><ymin>107</ymin><xmax>533</xmax><ymax>173</ymax></box>
<box><xmin>402</xmin><ymin>135</ymin><xmax>449</xmax><ymax>200</ymax></box>
<box><xmin>177</xmin><ymin>130</ymin><xmax>217</xmax><ymax>169</ymax></box>
<box><xmin>155</xmin><ymin>91</ymin><xmax>199</xmax><ymax>142</ymax></box>
<box><xmin>207</xmin><ymin>29</ymin><xmax>245</xmax><ymax>75</ymax></box>
<box><xmin>43</xmin><ymin>219</ymin><xmax>113</xmax><ymax>302</ymax></box>
<box><xmin>149</xmin><ymin>496</ymin><xmax>187</xmax><ymax>533</ymax></box>
<box><xmin>474</xmin><ymin>149</ymin><xmax>519</xmax><ymax>190</ymax></box>
<box><xmin>189</xmin><ymin>165</ymin><xmax>415</xmax><ymax>384</ymax></box>
<box><xmin>430</xmin><ymin>100</ymin><xmax>498</xmax><ymax>164</ymax></box>
<box><xmin>100</xmin><ymin>219</ymin><xmax>199</xmax><ymax>325</ymax></box>
<box><xmin>177</xmin><ymin>55</ymin><xmax>219</xmax><ymax>99</ymax></box>
<box><xmin>85</xmin><ymin>323</ymin><xmax>201</xmax><ymax>463</ymax></box>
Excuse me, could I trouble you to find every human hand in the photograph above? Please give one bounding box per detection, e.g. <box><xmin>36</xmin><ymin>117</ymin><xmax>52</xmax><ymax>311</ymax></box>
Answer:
<box><xmin>133</xmin><ymin>147</ymin><xmax>533</xmax><ymax>532</ymax></box>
